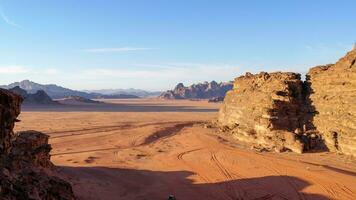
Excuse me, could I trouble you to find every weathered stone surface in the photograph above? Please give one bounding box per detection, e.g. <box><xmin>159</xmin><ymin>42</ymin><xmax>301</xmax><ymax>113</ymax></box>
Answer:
<box><xmin>160</xmin><ymin>81</ymin><xmax>233</xmax><ymax>99</ymax></box>
<box><xmin>0</xmin><ymin>89</ymin><xmax>22</xmax><ymax>154</ymax></box>
<box><xmin>0</xmin><ymin>168</ymin><xmax>75</xmax><ymax>200</ymax></box>
<box><xmin>218</xmin><ymin>72</ymin><xmax>306</xmax><ymax>153</ymax></box>
<box><xmin>0</xmin><ymin>89</ymin><xmax>76</xmax><ymax>200</ymax></box>
<box><xmin>306</xmin><ymin>45</ymin><xmax>356</xmax><ymax>155</ymax></box>
<box><xmin>7</xmin><ymin>130</ymin><xmax>53</xmax><ymax>170</ymax></box>
<box><xmin>218</xmin><ymin>45</ymin><xmax>356</xmax><ymax>155</ymax></box>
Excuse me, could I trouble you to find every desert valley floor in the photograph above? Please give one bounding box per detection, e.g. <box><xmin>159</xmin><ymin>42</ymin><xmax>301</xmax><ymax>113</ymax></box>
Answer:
<box><xmin>15</xmin><ymin>99</ymin><xmax>356</xmax><ymax>200</ymax></box>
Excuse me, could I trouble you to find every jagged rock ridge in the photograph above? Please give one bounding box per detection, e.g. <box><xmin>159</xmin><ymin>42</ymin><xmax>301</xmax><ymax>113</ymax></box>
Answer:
<box><xmin>0</xmin><ymin>89</ymin><xmax>76</xmax><ymax>199</ymax></box>
<box><xmin>160</xmin><ymin>81</ymin><xmax>233</xmax><ymax>100</ymax></box>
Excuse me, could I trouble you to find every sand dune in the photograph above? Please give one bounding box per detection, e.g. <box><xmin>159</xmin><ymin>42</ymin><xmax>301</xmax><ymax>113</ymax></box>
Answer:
<box><xmin>15</xmin><ymin>99</ymin><xmax>356</xmax><ymax>200</ymax></box>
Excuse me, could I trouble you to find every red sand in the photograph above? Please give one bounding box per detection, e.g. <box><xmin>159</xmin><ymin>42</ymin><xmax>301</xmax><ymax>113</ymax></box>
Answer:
<box><xmin>16</xmin><ymin>99</ymin><xmax>356</xmax><ymax>200</ymax></box>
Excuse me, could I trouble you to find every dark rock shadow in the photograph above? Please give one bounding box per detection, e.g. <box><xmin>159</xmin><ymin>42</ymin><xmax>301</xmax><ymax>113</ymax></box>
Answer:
<box><xmin>266</xmin><ymin>77</ymin><xmax>328</xmax><ymax>152</ymax></box>
<box><xmin>302</xmin><ymin>76</ymin><xmax>329</xmax><ymax>152</ymax></box>
<box><xmin>59</xmin><ymin>166</ymin><xmax>329</xmax><ymax>200</ymax></box>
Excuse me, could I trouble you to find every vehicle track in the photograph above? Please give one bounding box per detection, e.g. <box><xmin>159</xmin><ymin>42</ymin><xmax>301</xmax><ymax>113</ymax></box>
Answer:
<box><xmin>49</xmin><ymin>121</ymin><xmax>193</xmax><ymax>139</ymax></box>
<box><xmin>176</xmin><ymin>148</ymin><xmax>210</xmax><ymax>182</ymax></box>
<box><xmin>52</xmin><ymin>122</ymin><xmax>200</xmax><ymax>156</ymax></box>
<box><xmin>210</xmin><ymin>151</ymin><xmax>244</xmax><ymax>200</ymax></box>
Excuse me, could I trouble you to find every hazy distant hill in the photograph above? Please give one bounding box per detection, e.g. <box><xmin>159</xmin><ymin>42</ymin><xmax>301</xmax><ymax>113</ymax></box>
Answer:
<box><xmin>84</xmin><ymin>89</ymin><xmax>161</xmax><ymax>97</ymax></box>
<box><xmin>1</xmin><ymin>80</ymin><xmax>92</xmax><ymax>99</ymax></box>
<box><xmin>160</xmin><ymin>81</ymin><xmax>233</xmax><ymax>100</ymax></box>
<box><xmin>0</xmin><ymin>80</ymin><xmax>141</xmax><ymax>99</ymax></box>
<box><xmin>8</xmin><ymin>86</ymin><xmax>58</xmax><ymax>105</ymax></box>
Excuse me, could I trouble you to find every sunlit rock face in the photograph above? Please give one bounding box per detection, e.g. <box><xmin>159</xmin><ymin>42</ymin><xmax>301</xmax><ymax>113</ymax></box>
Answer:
<box><xmin>218</xmin><ymin>72</ymin><xmax>306</xmax><ymax>153</ymax></box>
<box><xmin>218</xmin><ymin>45</ymin><xmax>356</xmax><ymax>156</ymax></box>
<box><xmin>306</xmin><ymin>45</ymin><xmax>356</xmax><ymax>156</ymax></box>
<box><xmin>0</xmin><ymin>89</ymin><xmax>76</xmax><ymax>200</ymax></box>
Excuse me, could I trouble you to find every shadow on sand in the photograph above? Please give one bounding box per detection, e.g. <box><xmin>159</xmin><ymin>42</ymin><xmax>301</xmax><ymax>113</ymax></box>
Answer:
<box><xmin>60</xmin><ymin>166</ymin><xmax>329</xmax><ymax>200</ymax></box>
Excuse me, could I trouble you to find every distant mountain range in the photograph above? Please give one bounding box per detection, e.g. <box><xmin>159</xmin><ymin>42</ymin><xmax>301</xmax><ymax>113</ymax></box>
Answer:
<box><xmin>83</xmin><ymin>89</ymin><xmax>162</xmax><ymax>97</ymax></box>
<box><xmin>0</xmin><ymin>80</ymin><xmax>157</xmax><ymax>99</ymax></box>
<box><xmin>159</xmin><ymin>81</ymin><xmax>233</xmax><ymax>100</ymax></box>
<box><xmin>9</xmin><ymin>86</ymin><xmax>58</xmax><ymax>105</ymax></box>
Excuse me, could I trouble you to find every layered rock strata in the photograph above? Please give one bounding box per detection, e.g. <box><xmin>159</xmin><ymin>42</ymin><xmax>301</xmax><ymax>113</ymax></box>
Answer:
<box><xmin>218</xmin><ymin>46</ymin><xmax>356</xmax><ymax>155</ymax></box>
<box><xmin>306</xmin><ymin>45</ymin><xmax>356</xmax><ymax>155</ymax></box>
<box><xmin>218</xmin><ymin>72</ymin><xmax>307</xmax><ymax>153</ymax></box>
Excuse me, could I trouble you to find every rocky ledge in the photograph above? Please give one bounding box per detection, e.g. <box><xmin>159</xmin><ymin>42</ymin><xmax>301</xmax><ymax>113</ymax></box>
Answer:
<box><xmin>0</xmin><ymin>89</ymin><xmax>75</xmax><ymax>199</ymax></box>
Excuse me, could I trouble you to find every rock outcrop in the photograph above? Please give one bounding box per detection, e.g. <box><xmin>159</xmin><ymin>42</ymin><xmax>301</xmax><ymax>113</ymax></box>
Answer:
<box><xmin>9</xmin><ymin>86</ymin><xmax>58</xmax><ymax>105</ymax></box>
<box><xmin>160</xmin><ymin>81</ymin><xmax>233</xmax><ymax>100</ymax></box>
<box><xmin>306</xmin><ymin>45</ymin><xmax>356</xmax><ymax>155</ymax></box>
<box><xmin>218</xmin><ymin>72</ymin><xmax>307</xmax><ymax>153</ymax></box>
<box><xmin>0</xmin><ymin>89</ymin><xmax>22</xmax><ymax>154</ymax></box>
<box><xmin>0</xmin><ymin>89</ymin><xmax>75</xmax><ymax>199</ymax></box>
<box><xmin>218</xmin><ymin>46</ymin><xmax>356</xmax><ymax>155</ymax></box>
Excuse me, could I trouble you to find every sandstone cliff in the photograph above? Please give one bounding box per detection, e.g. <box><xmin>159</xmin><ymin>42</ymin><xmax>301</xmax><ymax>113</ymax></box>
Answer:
<box><xmin>218</xmin><ymin>72</ymin><xmax>307</xmax><ymax>153</ymax></box>
<box><xmin>218</xmin><ymin>46</ymin><xmax>356</xmax><ymax>155</ymax></box>
<box><xmin>306</xmin><ymin>45</ymin><xmax>356</xmax><ymax>155</ymax></box>
<box><xmin>0</xmin><ymin>89</ymin><xmax>75</xmax><ymax>199</ymax></box>
<box><xmin>160</xmin><ymin>81</ymin><xmax>233</xmax><ymax>100</ymax></box>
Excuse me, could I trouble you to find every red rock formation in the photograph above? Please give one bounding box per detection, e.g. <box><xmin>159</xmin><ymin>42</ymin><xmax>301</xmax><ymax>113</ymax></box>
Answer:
<box><xmin>218</xmin><ymin>72</ymin><xmax>306</xmax><ymax>153</ymax></box>
<box><xmin>218</xmin><ymin>45</ymin><xmax>356</xmax><ymax>155</ymax></box>
<box><xmin>0</xmin><ymin>89</ymin><xmax>22</xmax><ymax>154</ymax></box>
<box><xmin>0</xmin><ymin>89</ymin><xmax>76</xmax><ymax>199</ymax></box>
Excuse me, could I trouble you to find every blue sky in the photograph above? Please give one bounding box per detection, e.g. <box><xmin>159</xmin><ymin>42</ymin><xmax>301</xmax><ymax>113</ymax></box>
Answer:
<box><xmin>0</xmin><ymin>0</ymin><xmax>355</xmax><ymax>91</ymax></box>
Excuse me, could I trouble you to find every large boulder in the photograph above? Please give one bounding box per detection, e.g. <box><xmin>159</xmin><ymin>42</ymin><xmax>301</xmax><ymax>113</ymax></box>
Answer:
<box><xmin>306</xmin><ymin>45</ymin><xmax>356</xmax><ymax>155</ymax></box>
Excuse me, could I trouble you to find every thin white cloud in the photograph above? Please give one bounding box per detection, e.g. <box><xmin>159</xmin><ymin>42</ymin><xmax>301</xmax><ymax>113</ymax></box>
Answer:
<box><xmin>0</xmin><ymin>6</ymin><xmax>21</xmax><ymax>28</ymax></box>
<box><xmin>83</xmin><ymin>47</ymin><xmax>155</xmax><ymax>53</ymax></box>
<box><xmin>0</xmin><ymin>65</ymin><xmax>29</xmax><ymax>74</ymax></box>
<box><xmin>81</xmin><ymin>63</ymin><xmax>240</xmax><ymax>81</ymax></box>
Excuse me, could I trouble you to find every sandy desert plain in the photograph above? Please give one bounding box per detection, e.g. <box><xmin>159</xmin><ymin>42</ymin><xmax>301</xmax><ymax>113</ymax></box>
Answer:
<box><xmin>14</xmin><ymin>98</ymin><xmax>356</xmax><ymax>200</ymax></box>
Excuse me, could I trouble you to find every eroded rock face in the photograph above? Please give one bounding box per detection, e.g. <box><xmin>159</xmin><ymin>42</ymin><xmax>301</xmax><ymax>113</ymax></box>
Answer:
<box><xmin>218</xmin><ymin>46</ymin><xmax>356</xmax><ymax>155</ymax></box>
<box><xmin>7</xmin><ymin>130</ymin><xmax>53</xmax><ymax>170</ymax></box>
<box><xmin>218</xmin><ymin>72</ymin><xmax>306</xmax><ymax>153</ymax></box>
<box><xmin>0</xmin><ymin>89</ymin><xmax>22</xmax><ymax>154</ymax></box>
<box><xmin>306</xmin><ymin>45</ymin><xmax>356</xmax><ymax>155</ymax></box>
<box><xmin>0</xmin><ymin>89</ymin><xmax>76</xmax><ymax>200</ymax></box>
